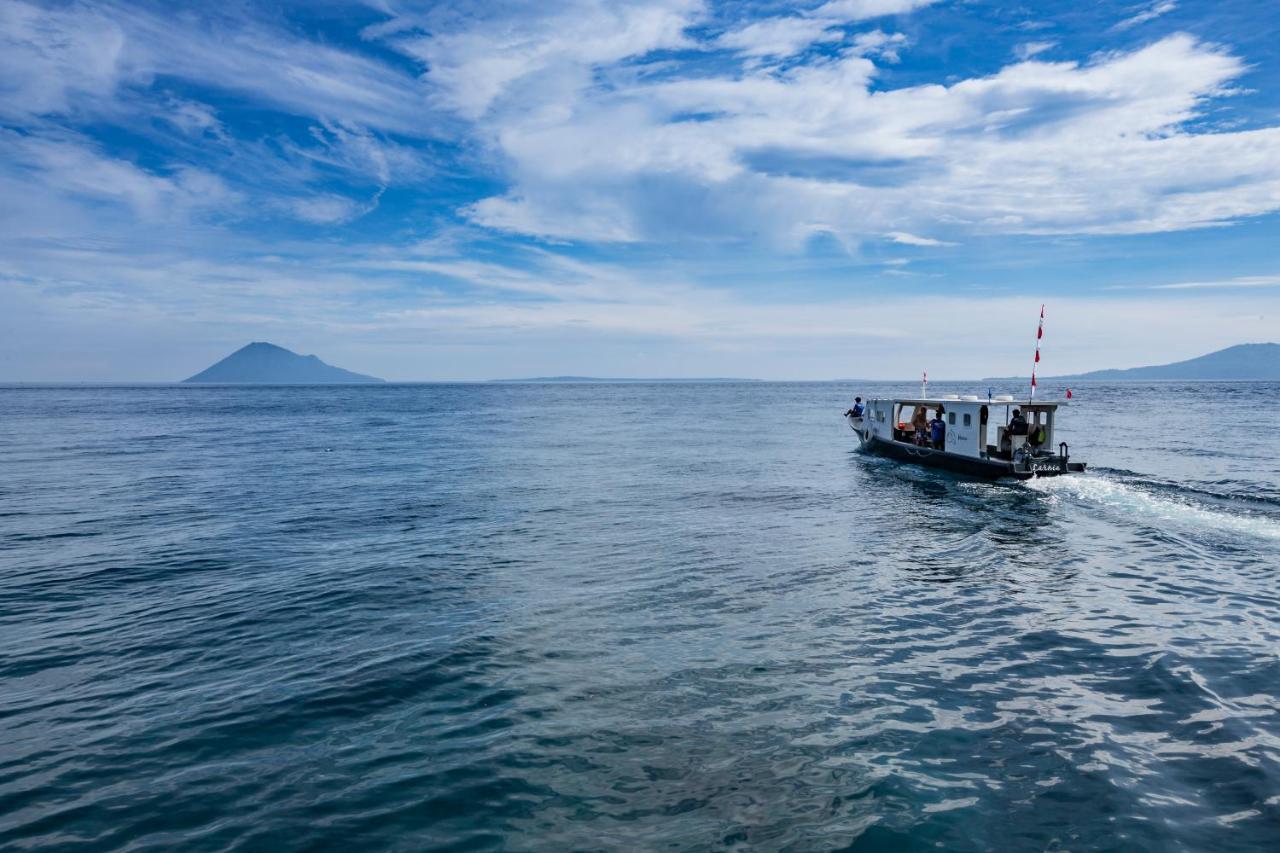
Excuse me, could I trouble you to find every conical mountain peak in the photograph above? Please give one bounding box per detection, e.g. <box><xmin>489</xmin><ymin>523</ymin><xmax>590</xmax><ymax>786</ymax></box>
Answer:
<box><xmin>183</xmin><ymin>343</ymin><xmax>384</xmax><ymax>384</ymax></box>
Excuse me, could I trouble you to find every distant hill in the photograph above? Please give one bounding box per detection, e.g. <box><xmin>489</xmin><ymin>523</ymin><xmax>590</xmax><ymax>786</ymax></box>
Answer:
<box><xmin>183</xmin><ymin>342</ymin><xmax>384</xmax><ymax>384</ymax></box>
<box><xmin>1002</xmin><ymin>343</ymin><xmax>1280</xmax><ymax>382</ymax></box>
<box><xmin>490</xmin><ymin>376</ymin><xmax>760</xmax><ymax>383</ymax></box>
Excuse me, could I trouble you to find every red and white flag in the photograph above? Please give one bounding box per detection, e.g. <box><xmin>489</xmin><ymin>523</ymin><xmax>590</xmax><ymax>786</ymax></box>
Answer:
<box><xmin>1031</xmin><ymin>305</ymin><xmax>1044</xmax><ymax>398</ymax></box>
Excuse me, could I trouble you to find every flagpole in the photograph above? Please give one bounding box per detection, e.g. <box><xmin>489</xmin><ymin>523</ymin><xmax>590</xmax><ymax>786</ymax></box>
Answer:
<box><xmin>1031</xmin><ymin>305</ymin><xmax>1044</xmax><ymax>401</ymax></box>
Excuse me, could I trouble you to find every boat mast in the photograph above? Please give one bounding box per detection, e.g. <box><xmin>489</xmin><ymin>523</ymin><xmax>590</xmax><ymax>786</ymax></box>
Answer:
<box><xmin>921</xmin><ymin>371</ymin><xmax>928</xmax><ymax>399</ymax></box>
<box><xmin>1030</xmin><ymin>305</ymin><xmax>1044</xmax><ymax>400</ymax></box>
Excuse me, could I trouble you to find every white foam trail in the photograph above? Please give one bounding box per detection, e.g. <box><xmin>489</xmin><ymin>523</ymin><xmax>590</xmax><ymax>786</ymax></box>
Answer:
<box><xmin>1029</xmin><ymin>475</ymin><xmax>1280</xmax><ymax>541</ymax></box>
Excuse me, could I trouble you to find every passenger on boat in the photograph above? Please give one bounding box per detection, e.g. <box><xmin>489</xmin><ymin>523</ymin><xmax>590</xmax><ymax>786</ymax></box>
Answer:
<box><xmin>844</xmin><ymin>397</ymin><xmax>864</xmax><ymax>418</ymax></box>
<box><xmin>1008</xmin><ymin>409</ymin><xmax>1028</xmax><ymax>436</ymax></box>
<box><xmin>929</xmin><ymin>410</ymin><xmax>946</xmax><ymax>450</ymax></box>
<box><xmin>911</xmin><ymin>407</ymin><xmax>929</xmax><ymax>445</ymax></box>
<box><xmin>1027</xmin><ymin>420</ymin><xmax>1047</xmax><ymax>450</ymax></box>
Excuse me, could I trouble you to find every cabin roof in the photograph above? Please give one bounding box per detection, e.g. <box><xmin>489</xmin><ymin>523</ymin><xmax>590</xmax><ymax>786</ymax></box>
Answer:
<box><xmin>872</xmin><ymin>398</ymin><xmax>1064</xmax><ymax>407</ymax></box>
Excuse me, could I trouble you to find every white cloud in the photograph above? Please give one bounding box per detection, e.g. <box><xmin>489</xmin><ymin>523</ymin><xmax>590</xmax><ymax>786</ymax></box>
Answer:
<box><xmin>1146</xmin><ymin>275</ymin><xmax>1280</xmax><ymax>290</ymax></box>
<box><xmin>1015</xmin><ymin>41</ymin><xmax>1056</xmax><ymax>60</ymax></box>
<box><xmin>290</xmin><ymin>194</ymin><xmax>364</xmax><ymax>224</ymax></box>
<box><xmin>815</xmin><ymin>0</ymin><xmax>939</xmax><ymax>18</ymax></box>
<box><xmin>17</xmin><ymin>1</ymin><xmax>1258</xmax><ymax>255</ymax></box>
<box><xmin>1114</xmin><ymin>1</ymin><xmax>1177</xmax><ymax>31</ymax></box>
<box><xmin>0</xmin><ymin>2</ymin><xmax>437</xmax><ymax>234</ymax></box>
<box><xmin>1</xmin><ymin>130</ymin><xmax>239</xmax><ymax>220</ymax></box>
<box><xmin>4</xmin><ymin>1</ymin><xmax>1280</xmax><ymax>382</ymax></box>
<box><xmin>382</xmin><ymin>0</ymin><xmax>704</xmax><ymax>119</ymax></box>
<box><xmin>717</xmin><ymin>17</ymin><xmax>842</xmax><ymax>58</ymax></box>
<box><xmin>437</xmin><ymin>30</ymin><xmax>1280</xmax><ymax>245</ymax></box>
<box><xmin>851</xmin><ymin>30</ymin><xmax>909</xmax><ymax>62</ymax></box>
<box><xmin>887</xmin><ymin>232</ymin><xmax>956</xmax><ymax>247</ymax></box>
<box><xmin>4</xmin><ymin>218</ymin><xmax>1277</xmax><ymax>379</ymax></box>
<box><xmin>0</xmin><ymin>0</ymin><xmax>434</xmax><ymax>134</ymax></box>
<box><xmin>0</xmin><ymin>0</ymin><xmax>127</xmax><ymax>120</ymax></box>
<box><xmin>715</xmin><ymin>0</ymin><xmax>934</xmax><ymax>58</ymax></box>
<box><xmin>162</xmin><ymin>98</ymin><xmax>225</xmax><ymax>138</ymax></box>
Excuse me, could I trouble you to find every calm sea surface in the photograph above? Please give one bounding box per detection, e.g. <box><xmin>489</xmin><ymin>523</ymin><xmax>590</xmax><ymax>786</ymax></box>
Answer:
<box><xmin>2</xmin><ymin>381</ymin><xmax>1279</xmax><ymax>851</ymax></box>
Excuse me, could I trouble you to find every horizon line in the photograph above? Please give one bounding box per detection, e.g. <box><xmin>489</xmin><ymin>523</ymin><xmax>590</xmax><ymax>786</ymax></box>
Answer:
<box><xmin>4</xmin><ymin>377</ymin><xmax>1277</xmax><ymax>387</ymax></box>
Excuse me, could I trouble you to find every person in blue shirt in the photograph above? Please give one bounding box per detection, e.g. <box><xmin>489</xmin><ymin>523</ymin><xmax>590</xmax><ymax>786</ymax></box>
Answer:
<box><xmin>929</xmin><ymin>408</ymin><xmax>946</xmax><ymax>450</ymax></box>
<box><xmin>844</xmin><ymin>397</ymin><xmax>864</xmax><ymax>418</ymax></box>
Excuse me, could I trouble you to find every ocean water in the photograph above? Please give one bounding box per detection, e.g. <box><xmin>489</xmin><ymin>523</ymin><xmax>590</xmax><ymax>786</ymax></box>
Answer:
<box><xmin>2</xmin><ymin>381</ymin><xmax>1279</xmax><ymax>851</ymax></box>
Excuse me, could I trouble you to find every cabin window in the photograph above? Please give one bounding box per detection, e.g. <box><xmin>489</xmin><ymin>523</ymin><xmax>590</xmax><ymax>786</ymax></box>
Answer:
<box><xmin>948</xmin><ymin>413</ymin><xmax>956</xmax><ymax>425</ymax></box>
<box><xmin>963</xmin><ymin>414</ymin><xmax>972</xmax><ymax>426</ymax></box>
<box><xmin>877</xmin><ymin>410</ymin><xmax>885</xmax><ymax>422</ymax></box>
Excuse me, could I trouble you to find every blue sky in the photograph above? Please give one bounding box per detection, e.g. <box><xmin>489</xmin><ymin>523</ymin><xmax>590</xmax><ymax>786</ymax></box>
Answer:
<box><xmin>2</xmin><ymin>0</ymin><xmax>1279</xmax><ymax>380</ymax></box>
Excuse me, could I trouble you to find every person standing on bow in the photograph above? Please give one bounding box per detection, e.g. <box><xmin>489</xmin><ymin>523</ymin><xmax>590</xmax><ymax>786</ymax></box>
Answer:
<box><xmin>929</xmin><ymin>408</ymin><xmax>946</xmax><ymax>450</ymax></box>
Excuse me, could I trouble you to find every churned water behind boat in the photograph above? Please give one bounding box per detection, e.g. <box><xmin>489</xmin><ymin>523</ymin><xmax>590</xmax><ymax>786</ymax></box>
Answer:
<box><xmin>1</xmin><ymin>381</ymin><xmax>1279</xmax><ymax>850</ymax></box>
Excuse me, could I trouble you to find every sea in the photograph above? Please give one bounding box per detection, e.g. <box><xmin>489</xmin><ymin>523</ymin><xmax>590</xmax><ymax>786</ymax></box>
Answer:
<box><xmin>2</xmin><ymin>381</ymin><xmax>1279</xmax><ymax>851</ymax></box>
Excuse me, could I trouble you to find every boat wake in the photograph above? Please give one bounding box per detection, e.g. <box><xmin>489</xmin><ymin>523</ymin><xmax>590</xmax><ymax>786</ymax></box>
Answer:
<box><xmin>1029</xmin><ymin>473</ymin><xmax>1280</xmax><ymax>542</ymax></box>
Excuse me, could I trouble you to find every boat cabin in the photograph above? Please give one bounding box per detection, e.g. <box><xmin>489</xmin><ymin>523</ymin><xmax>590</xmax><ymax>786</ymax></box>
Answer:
<box><xmin>862</xmin><ymin>395</ymin><xmax>1062</xmax><ymax>462</ymax></box>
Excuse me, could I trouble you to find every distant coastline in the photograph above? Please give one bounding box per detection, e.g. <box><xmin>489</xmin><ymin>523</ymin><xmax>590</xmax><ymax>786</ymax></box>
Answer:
<box><xmin>985</xmin><ymin>343</ymin><xmax>1280</xmax><ymax>383</ymax></box>
<box><xmin>489</xmin><ymin>376</ymin><xmax>762</xmax><ymax>383</ymax></box>
<box><xmin>11</xmin><ymin>343</ymin><xmax>1279</xmax><ymax>386</ymax></box>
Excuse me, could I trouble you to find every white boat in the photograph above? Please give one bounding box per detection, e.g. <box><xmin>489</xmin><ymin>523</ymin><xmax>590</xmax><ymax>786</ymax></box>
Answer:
<box><xmin>846</xmin><ymin>395</ymin><xmax>1085</xmax><ymax>479</ymax></box>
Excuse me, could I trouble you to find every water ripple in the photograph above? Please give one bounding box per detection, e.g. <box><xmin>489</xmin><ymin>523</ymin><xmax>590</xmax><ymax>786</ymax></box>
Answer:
<box><xmin>1</xmin><ymin>382</ymin><xmax>1279</xmax><ymax>849</ymax></box>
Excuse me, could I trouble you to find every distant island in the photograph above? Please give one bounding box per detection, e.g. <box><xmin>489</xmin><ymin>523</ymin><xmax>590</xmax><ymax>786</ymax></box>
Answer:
<box><xmin>183</xmin><ymin>342</ymin><xmax>384</xmax><ymax>384</ymax></box>
<box><xmin>990</xmin><ymin>343</ymin><xmax>1280</xmax><ymax>382</ymax></box>
<box><xmin>490</xmin><ymin>376</ymin><xmax>761</xmax><ymax>383</ymax></box>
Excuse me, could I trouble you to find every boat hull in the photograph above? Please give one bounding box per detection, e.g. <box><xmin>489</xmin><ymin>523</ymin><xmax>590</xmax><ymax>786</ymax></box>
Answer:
<box><xmin>855</xmin><ymin>431</ymin><xmax>1084</xmax><ymax>480</ymax></box>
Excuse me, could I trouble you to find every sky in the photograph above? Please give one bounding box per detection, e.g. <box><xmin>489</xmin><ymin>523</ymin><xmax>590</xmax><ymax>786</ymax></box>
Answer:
<box><xmin>2</xmin><ymin>0</ymin><xmax>1279</xmax><ymax>381</ymax></box>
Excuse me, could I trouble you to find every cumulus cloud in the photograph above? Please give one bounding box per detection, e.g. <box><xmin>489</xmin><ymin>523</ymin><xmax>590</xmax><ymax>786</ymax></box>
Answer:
<box><xmin>422</xmin><ymin>26</ymin><xmax>1280</xmax><ymax>245</ymax></box>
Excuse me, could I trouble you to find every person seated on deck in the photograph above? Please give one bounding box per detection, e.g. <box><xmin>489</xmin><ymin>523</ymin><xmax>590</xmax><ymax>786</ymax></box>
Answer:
<box><xmin>911</xmin><ymin>406</ymin><xmax>929</xmax><ymax>445</ymax></box>
<box><xmin>1006</xmin><ymin>408</ymin><xmax>1029</xmax><ymax>457</ymax></box>
<box><xmin>929</xmin><ymin>409</ymin><xmax>946</xmax><ymax>450</ymax></box>
<box><xmin>1008</xmin><ymin>408</ymin><xmax>1028</xmax><ymax>437</ymax></box>
<box><xmin>844</xmin><ymin>397</ymin><xmax>864</xmax><ymax>418</ymax></box>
